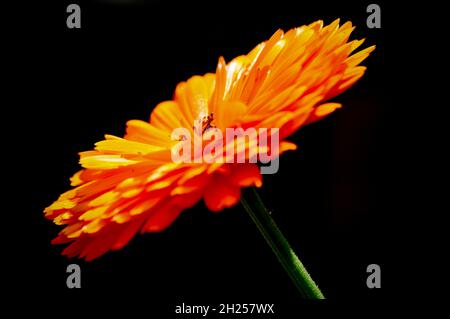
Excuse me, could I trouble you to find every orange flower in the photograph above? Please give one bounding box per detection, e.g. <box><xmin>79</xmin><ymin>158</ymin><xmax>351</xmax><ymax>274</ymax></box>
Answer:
<box><xmin>45</xmin><ymin>19</ymin><xmax>374</xmax><ymax>260</ymax></box>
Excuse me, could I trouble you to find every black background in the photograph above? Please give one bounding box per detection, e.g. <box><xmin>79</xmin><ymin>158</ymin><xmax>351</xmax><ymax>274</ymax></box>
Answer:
<box><xmin>6</xmin><ymin>0</ymin><xmax>412</xmax><ymax>316</ymax></box>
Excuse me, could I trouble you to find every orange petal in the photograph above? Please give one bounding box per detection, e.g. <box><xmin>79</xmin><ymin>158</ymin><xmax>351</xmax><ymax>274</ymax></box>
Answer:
<box><xmin>305</xmin><ymin>103</ymin><xmax>342</xmax><ymax>125</ymax></box>
<box><xmin>227</xmin><ymin>163</ymin><xmax>262</xmax><ymax>188</ymax></box>
<box><xmin>204</xmin><ymin>176</ymin><xmax>241</xmax><ymax>212</ymax></box>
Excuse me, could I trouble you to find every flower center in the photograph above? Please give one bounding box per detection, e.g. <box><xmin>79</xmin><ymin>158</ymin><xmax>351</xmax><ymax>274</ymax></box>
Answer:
<box><xmin>200</xmin><ymin>113</ymin><xmax>216</xmax><ymax>134</ymax></box>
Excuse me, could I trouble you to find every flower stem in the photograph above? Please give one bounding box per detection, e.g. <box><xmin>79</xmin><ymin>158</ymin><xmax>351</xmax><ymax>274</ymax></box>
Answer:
<box><xmin>240</xmin><ymin>187</ymin><xmax>325</xmax><ymax>299</ymax></box>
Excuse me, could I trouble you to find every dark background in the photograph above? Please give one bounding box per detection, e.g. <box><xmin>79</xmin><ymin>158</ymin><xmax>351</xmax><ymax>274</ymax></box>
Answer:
<box><xmin>6</xmin><ymin>0</ymin><xmax>410</xmax><ymax>316</ymax></box>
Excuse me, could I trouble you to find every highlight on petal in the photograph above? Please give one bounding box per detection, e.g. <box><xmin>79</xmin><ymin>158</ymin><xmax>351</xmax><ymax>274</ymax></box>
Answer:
<box><xmin>305</xmin><ymin>103</ymin><xmax>342</xmax><ymax>125</ymax></box>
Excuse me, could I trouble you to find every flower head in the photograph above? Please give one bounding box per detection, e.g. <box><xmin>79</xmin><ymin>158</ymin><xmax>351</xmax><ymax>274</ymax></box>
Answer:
<box><xmin>45</xmin><ymin>19</ymin><xmax>374</xmax><ymax>260</ymax></box>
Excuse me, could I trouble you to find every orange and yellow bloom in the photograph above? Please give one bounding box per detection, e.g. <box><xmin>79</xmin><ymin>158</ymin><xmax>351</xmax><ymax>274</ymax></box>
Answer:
<box><xmin>45</xmin><ymin>19</ymin><xmax>374</xmax><ymax>260</ymax></box>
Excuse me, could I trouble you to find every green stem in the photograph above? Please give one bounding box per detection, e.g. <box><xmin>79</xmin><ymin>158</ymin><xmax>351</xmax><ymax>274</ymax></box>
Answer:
<box><xmin>240</xmin><ymin>187</ymin><xmax>325</xmax><ymax>299</ymax></box>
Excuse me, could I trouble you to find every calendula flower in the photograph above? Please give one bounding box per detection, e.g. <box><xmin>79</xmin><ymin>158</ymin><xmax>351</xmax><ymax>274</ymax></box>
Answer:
<box><xmin>45</xmin><ymin>19</ymin><xmax>374</xmax><ymax>264</ymax></box>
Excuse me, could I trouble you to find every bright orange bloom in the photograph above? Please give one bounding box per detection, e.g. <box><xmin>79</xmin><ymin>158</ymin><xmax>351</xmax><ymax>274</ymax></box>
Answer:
<box><xmin>45</xmin><ymin>19</ymin><xmax>374</xmax><ymax>260</ymax></box>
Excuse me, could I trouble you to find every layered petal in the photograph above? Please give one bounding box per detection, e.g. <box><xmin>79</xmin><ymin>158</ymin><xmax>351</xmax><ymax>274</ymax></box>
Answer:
<box><xmin>45</xmin><ymin>20</ymin><xmax>373</xmax><ymax>260</ymax></box>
